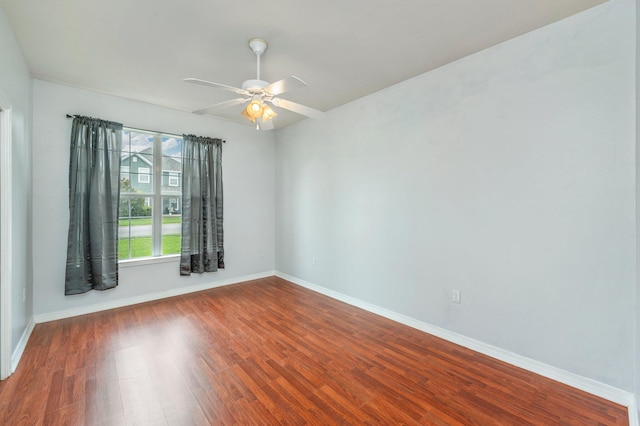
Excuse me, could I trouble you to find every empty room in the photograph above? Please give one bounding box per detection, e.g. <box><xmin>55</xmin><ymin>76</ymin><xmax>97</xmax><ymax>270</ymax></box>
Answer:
<box><xmin>0</xmin><ymin>0</ymin><xmax>639</xmax><ymax>424</ymax></box>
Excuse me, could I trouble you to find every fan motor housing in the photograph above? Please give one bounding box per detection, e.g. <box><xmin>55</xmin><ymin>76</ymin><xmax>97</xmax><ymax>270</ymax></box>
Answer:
<box><xmin>242</xmin><ymin>79</ymin><xmax>269</xmax><ymax>93</ymax></box>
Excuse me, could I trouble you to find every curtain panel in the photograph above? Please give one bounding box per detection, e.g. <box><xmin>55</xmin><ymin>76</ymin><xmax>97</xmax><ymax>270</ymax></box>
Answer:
<box><xmin>180</xmin><ymin>135</ymin><xmax>224</xmax><ymax>276</ymax></box>
<box><xmin>65</xmin><ymin>116</ymin><xmax>123</xmax><ymax>295</ymax></box>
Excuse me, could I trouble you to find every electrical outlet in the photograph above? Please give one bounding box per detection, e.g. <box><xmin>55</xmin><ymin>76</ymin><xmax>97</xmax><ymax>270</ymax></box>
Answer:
<box><xmin>451</xmin><ymin>290</ymin><xmax>461</xmax><ymax>304</ymax></box>
<box><xmin>312</xmin><ymin>257</ymin><xmax>317</xmax><ymax>266</ymax></box>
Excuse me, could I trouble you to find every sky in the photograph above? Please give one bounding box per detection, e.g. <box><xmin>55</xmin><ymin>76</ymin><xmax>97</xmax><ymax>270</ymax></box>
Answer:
<box><xmin>122</xmin><ymin>129</ymin><xmax>183</xmax><ymax>159</ymax></box>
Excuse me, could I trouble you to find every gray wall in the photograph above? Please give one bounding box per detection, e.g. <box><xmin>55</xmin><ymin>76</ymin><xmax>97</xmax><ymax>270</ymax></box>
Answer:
<box><xmin>0</xmin><ymin>4</ymin><xmax>33</xmax><ymax>355</ymax></box>
<box><xmin>32</xmin><ymin>80</ymin><xmax>275</xmax><ymax>317</ymax></box>
<box><xmin>275</xmin><ymin>0</ymin><xmax>635</xmax><ymax>391</ymax></box>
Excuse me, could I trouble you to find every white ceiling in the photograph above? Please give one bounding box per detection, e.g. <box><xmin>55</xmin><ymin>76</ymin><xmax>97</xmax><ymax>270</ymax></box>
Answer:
<box><xmin>1</xmin><ymin>0</ymin><xmax>606</xmax><ymax>129</ymax></box>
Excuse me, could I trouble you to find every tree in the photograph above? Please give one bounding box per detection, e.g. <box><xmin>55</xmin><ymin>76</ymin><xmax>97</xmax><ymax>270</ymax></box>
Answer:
<box><xmin>119</xmin><ymin>178</ymin><xmax>152</xmax><ymax>218</ymax></box>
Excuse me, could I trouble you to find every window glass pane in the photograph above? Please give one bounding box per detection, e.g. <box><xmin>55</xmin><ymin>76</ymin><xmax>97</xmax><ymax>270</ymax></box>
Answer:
<box><xmin>118</xmin><ymin>196</ymin><xmax>153</xmax><ymax>259</ymax></box>
<box><xmin>162</xmin><ymin>136</ymin><xmax>182</xmax><ymax>158</ymax></box>
<box><xmin>121</xmin><ymin>130</ymin><xmax>154</xmax><ymax>195</ymax></box>
<box><xmin>121</xmin><ymin>166</ymin><xmax>130</xmax><ymax>185</ymax></box>
<box><xmin>161</xmin><ymin>136</ymin><xmax>182</xmax><ymax>196</ymax></box>
<box><xmin>162</xmin><ymin>197</ymin><xmax>181</xmax><ymax>255</ymax></box>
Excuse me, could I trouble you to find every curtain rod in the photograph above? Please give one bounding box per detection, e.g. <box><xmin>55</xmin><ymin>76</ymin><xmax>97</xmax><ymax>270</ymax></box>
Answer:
<box><xmin>65</xmin><ymin>114</ymin><xmax>225</xmax><ymax>142</ymax></box>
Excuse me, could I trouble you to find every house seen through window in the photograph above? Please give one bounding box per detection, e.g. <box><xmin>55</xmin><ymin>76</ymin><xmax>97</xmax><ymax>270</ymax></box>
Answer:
<box><xmin>119</xmin><ymin>129</ymin><xmax>183</xmax><ymax>260</ymax></box>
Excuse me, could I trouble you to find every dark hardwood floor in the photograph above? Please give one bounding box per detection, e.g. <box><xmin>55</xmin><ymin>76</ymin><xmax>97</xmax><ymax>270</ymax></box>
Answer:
<box><xmin>0</xmin><ymin>276</ymin><xmax>628</xmax><ymax>425</ymax></box>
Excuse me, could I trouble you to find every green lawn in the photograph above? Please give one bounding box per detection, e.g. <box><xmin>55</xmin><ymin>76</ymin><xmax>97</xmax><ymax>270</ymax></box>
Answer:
<box><xmin>162</xmin><ymin>234</ymin><xmax>181</xmax><ymax>255</ymax></box>
<box><xmin>118</xmin><ymin>234</ymin><xmax>181</xmax><ymax>259</ymax></box>
<box><xmin>119</xmin><ymin>215</ymin><xmax>182</xmax><ymax>227</ymax></box>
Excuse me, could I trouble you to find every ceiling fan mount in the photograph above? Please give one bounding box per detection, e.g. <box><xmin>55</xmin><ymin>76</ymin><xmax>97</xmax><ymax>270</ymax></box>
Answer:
<box><xmin>184</xmin><ymin>37</ymin><xmax>324</xmax><ymax>130</ymax></box>
<box><xmin>247</xmin><ymin>38</ymin><xmax>267</xmax><ymax>56</ymax></box>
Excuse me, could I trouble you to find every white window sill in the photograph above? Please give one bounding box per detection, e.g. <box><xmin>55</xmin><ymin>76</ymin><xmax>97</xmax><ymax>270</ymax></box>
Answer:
<box><xmin>119</xmin><ymin>254</ymin><xmax>180</xmax><ymax>268</ymax></box>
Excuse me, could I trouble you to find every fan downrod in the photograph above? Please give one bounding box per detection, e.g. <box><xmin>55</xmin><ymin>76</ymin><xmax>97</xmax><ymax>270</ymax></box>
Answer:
<box><xmin>244</xmin><ymin>38</ymin><xmax>269</xmax><ymax>92</ymax></box>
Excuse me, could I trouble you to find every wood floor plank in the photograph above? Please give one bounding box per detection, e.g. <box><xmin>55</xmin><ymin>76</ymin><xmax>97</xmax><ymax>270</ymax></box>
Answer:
<box><xmin>0</xmin><ymin>276</ymin><xmax>629</xmax><ymax>425</ymax></box>
<box><xmin>84</xmin><ymin>377</ymin><xmax>121</xmax><ymax>425</ymax></box>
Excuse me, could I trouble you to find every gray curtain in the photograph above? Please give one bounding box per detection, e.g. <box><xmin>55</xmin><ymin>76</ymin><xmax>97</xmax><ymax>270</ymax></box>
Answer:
<box><xmin>180</xmin><ymin>135</ymin><xmax>224</xmax><ymax>276</ymax></box>
<box><xmin>65</xmin><ymin>116</ymin><xmax>123</xmax><ymax>295</ymax></box>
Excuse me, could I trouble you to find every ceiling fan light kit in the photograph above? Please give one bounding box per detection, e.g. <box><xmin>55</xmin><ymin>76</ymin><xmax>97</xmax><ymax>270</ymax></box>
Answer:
<box><xmin>241</xmin><ymin>94</ymin><xmax>277</xmax><ymax>126</ymax></box>
<box><xmin>184</xmin><ymin>37</ymin><xmax>324</xmax><ymax>130</ymax></box>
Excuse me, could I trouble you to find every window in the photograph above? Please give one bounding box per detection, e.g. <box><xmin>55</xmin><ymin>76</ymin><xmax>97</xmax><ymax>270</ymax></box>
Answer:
<box><xmin>137</xmin><ymin>167</ymin><xmax>150</xmax><ymax>183</ymax></box>
<box><xmin>119</xmin><ymin>129</ymin><xmax>183</xmax><ymax>260</ymax></box>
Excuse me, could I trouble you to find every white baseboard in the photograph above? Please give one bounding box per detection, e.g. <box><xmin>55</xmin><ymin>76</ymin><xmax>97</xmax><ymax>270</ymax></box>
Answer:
<box><xmin>34</xmin><ymin>270</ymin><xmax>276</xmax><ymax>324</ymax></box>
<box><xmin>11</xmin><ymin>316</ymin><xmax>35</xmax><ymax>373</ymax></box>
<box><xmin>629</xmin><ymin>395</ymin><xmax>639</xmax><ymax>426</ymax></box>
<box><xmin>275</xmin><ymin>271</ymin><xmax>637</xmax><ymax>424</ymax></box>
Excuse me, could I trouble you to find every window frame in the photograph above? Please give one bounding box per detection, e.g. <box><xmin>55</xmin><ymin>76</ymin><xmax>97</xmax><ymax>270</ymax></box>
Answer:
<box><xmin>119</xmin><ymin>128</ymin><xmax>183</xmax><ymax>263</ymax></box>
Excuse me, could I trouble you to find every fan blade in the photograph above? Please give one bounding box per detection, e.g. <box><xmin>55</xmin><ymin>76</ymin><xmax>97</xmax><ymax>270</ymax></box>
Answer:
<box><xmin>259</xmin><ymin>118</ymin><xmax>275</xmax><ymax>131</ymax></box>
<box><xmin>183</xmin><ymin>78</ymin><xmax>249</xmax><ymax>96</ymax></box>
<box><xmin>263</xmin><ymin>75</ymin><xmax>307</xmax><ymax>96</ymax></box>
<box><xmin>193</xmin><ymin>98</ymin><xmax>248</xmax><ymax>115</ymax></box>
<box><xmin>271</xmin><ymin>97</ymin><xmax>324</xmax><ymax>120</ymax></box>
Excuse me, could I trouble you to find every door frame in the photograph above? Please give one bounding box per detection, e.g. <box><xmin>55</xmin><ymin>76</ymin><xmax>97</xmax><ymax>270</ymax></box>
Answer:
<box><xmin>0</xmin><ymin>91</ymin><xmax>12</xmax><ymax>380</ymax></box>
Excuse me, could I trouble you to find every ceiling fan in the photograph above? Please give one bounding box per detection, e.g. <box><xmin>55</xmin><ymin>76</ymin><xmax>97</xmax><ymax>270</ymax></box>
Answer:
<box><xmin>184</xmin><ymin>38</ymin><xmax>324</xmax><ymax>130</ymax></box>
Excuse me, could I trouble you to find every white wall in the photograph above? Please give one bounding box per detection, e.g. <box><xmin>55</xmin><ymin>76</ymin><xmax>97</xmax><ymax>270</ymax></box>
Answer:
<box><xmin>0</xmin><ymin>4</ymin><xmax>33</xmax><ymax>354</ymax></box>
<box><xmin>32</xmin><ymin>80</ymin><xmax>275</xmax><ymax>316</ymax></box>
<box><xmin>275</xmin><ymin>0</ymin><xmax>635</xmax><ymax>391</ymax></box>
<box><xmin>636</xmin><ymin>0</ymin><xmax>640</xmax><ymax>415</ymax></box>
